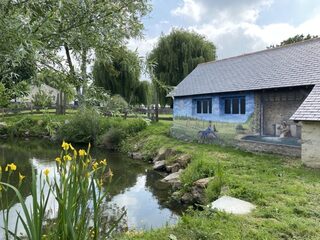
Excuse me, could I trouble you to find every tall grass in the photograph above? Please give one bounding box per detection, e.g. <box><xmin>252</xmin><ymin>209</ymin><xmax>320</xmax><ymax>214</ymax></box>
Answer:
<box><xmin>0</xmin><ymin>142</ymin><xmax>119</xmax><ymax>239</ymax></box>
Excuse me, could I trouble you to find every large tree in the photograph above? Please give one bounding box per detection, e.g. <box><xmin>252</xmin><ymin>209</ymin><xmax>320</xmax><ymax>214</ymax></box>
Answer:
<box><xmin>93</xmin><ymin>47</ymin><xmax>148</xmax><ymax>104</ymax></box>
<box><xmin>268</xmin><ymin>34</ymin><xmax>318</xmax><ymax>48</ymax></box>
<box><xmin>147</xmin><ymin>29</ymin><xmax>216</xmax><ymax>105</ymax></box>
<box><xmin>0</xmin><ymin>0</ymin><xmax>151</xmax><ymax>99</ymax></box>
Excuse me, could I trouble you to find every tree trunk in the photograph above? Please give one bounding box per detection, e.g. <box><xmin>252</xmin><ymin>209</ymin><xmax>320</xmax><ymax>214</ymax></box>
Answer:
<box><xmin>80</xmin><ymin>48</ymin><xmax>88</xmax><ymax>96</ymax></box>
<box><xmin>155</xmin><ymin>89</ymin><xmax>159</xmax><ymax>122</ymax></box>
<box><xmin>64</xmin><ymin>44</ymin><xmax>79</xmax><ymax>106</ymax></box>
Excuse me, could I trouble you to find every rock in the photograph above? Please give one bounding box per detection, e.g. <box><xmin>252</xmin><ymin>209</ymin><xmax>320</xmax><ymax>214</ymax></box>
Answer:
<box><xmin>193</xmin><ymin>177</ymin><xmax>214</xmax><ymax>188</ymax></box>
<box><xmin>161</xmin><ymin>169</ymin><xmax>183</xmax><ymax>184</ymax></box>
<box><xmin>131</xmin><ymin>152</ymin><xmax>144</xmax><ymax>160</ymax></box>
<box><xmin>181</xmin><ymin>192</ymin><xmax>194</xmax><ymax>204</ymax></box>
<box><xmin>166</xmin><ymin>163</ymin><xmax>180</xmax><ymax>173</ymax></box>
<box><xmin>191</xmin><ymin>186</ymin><xmax>206</xmax><ymax>204</ymax></box>
<box><xmin>153</xmin><ymin>147</ymin><xmax>176</xmax><ymax>163</ymax></box>
<box><xmin>176</xmin><ymin>154</ymin><xmax>191</xmax><ymax>168</ymax></box>
<box><xmin>210</xmin><ymin>196</ymin><xmax>256</xmax><ymax>215</ymax></box>
<box><xmin>153</xmin><ymin>160</ymin><xmax>166</xmax><ymax>171</ymax></box>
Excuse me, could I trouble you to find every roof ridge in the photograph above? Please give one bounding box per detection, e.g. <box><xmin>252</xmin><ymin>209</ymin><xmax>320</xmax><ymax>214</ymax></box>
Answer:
<box><xmin>199</xmin><ymin>37</ymin><xmax>320</xmax><ymax>66</ymax></box>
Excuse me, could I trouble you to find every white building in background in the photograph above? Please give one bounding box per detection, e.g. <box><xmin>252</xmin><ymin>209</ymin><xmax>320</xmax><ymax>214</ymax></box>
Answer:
<box><xmin>14</xmin><ymin>84</ymin><xmax>59</xmax><ymax>104</ymax></box>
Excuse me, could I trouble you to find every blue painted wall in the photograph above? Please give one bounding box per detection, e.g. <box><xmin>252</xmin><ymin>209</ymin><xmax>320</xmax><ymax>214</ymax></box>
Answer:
<box><xmin>173</xmin><ymin>92</ymin><xmax>255</xmax><ymax>123</ymax></box>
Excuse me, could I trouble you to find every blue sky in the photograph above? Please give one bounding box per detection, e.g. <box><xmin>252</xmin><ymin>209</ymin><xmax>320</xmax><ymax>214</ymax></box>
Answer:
<box><xmin>128</xmin><ymin>0</ymin><xmax>320</xmax><ymax>66</ymax></box>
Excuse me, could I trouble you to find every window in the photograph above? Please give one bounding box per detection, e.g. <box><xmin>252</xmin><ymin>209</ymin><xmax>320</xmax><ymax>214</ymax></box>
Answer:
<box><xmin>196</xmin><ymin>99</ymin><xmax>212</xmax><ymax>114</ymax></box>
<box><xmin>224</xmin><ymin>97</ymin><xmax>246</xmax><ymax>115</ymax></box>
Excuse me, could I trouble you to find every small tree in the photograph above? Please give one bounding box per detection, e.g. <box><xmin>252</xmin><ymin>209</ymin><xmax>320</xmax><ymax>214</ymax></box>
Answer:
<box><xmin>268</xmin><ymin>34</ymin><xmax>318</xmax><ymax>48</ymax></box>
<box><xmin>32</xmin><ymin>90</ymin><xmax>53</xmax><ymax>109</ymax></box>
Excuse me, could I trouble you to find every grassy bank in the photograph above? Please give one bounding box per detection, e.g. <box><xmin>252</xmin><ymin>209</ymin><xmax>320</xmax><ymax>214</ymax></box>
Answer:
<box><xmin>120</xmin><ymin>122</ymin><xmax>320</xmax><ymax>240</ymax></box>
<box><xmin>0</xmin><ymin>110</ymin><xmax>148</xmax><ymax>149</ymax></box>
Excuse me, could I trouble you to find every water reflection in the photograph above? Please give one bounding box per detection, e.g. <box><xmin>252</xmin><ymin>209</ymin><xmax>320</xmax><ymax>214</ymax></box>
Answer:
<box><xmin>0</xmin><ymin>139</ymin><xmax>180</xmax><ymax>237</ymax></box>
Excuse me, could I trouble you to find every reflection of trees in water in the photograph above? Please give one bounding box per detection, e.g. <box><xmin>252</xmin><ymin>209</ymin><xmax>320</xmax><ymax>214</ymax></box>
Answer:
<box><xmin>0</xmin><ymin>143</ymin><xmax>36</xmax><ymax>209</ymax></box>
<box><xmin>145</xmin><ymin>170</ymin><xmax>186</xmax><ymax>215</ymax></box>
<box><xmin>91</xmin><ymin>149</ymin><xmax>147</xmax><ymax>197</ymax></box>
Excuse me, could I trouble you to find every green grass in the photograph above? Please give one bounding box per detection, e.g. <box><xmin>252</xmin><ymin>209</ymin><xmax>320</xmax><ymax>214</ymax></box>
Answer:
<box><xmin>119</xmin><ymin>121</ymin><xmax>320</xmax><ymax>240</ymax></box>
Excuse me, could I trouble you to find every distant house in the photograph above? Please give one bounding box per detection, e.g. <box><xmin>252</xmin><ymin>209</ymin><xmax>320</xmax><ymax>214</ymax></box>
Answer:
<box><xmin>15</xmin><ymin>84</ymin><xmax>59</xmax><ymax>104</ymax></box>
<box><xmin>171</xmin><ymin>38</ymin><xmax>320</xmax><ymax>167</ymax></box>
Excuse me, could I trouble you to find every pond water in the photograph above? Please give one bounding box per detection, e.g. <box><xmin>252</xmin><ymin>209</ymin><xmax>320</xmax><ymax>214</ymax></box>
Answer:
<box><xmin>0</xmin><ymin>139</ymin><xmax>181</xmax><ymax>237</ymax></box>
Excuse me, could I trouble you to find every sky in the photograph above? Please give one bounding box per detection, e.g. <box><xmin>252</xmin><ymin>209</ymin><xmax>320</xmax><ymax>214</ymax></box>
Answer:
<box><xmin>128</xmin><ymin>0</ymin><xmax>320</xmax><ymax>75</ymax></box>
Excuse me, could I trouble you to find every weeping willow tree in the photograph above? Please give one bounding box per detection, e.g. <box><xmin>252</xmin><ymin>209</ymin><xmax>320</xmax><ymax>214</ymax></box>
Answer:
<box><xmin>93</xmin><ymin>47</ymin><xmax>149</xmax><ymax>105</ymax></box>
<box><xmin>147</xmin><ymin>29</ymin><xmax>216</xmax><ymax>105</ymax></box>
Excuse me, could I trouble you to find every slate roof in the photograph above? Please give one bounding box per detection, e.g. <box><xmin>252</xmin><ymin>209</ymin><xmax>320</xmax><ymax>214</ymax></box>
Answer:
<box><xmin>172</xmin><ymin>38</ymin><xmax>320</xmax><ymax>97</ymax></box>
<box><xmin>291</xmin><ymin>85</ymin><xmax>320</xmax><ymax>121</ymax></box>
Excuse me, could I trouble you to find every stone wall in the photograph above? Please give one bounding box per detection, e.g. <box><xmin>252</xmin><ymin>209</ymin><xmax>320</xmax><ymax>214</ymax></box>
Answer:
<box><xmin>260</xmin><ymin>87</ymin><xmax>311</xmax><ymax>136</ymax></box>
<box><xmin>251</xmin><ymin>93</ymin><xmax>261</xmax><ymax>134</ymax></box>
<box><xmin>301</xmin><ymin>121</ymin><xmax>320</xmax><ymax>168</ymax></box>
<box><xmin>237</xmin><ymin>140</ymin><xmax>301</xmax><ymax>157</ymax></box>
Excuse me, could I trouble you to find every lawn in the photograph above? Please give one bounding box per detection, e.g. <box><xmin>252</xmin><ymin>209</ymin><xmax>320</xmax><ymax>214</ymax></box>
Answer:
<box><xmin>119</xmin><ymin>121</ymin><xmax>320</xmax><ymax>240</ymax></box>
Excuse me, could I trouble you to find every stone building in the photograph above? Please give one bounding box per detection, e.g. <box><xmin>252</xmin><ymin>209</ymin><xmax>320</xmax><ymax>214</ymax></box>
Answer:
<box><xmin>170</xmin><ymin>38</ymin><xmax>320</xmax><ymax>167</ymax></box>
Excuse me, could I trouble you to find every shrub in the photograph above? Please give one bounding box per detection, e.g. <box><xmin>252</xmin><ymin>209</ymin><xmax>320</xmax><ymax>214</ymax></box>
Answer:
<box><xmin>0</xmin><ymin>83</ymin><xmax>10</xmax><ymax>108</ymax></box>
<box><xmin>56</xmin><ymin>107</ymin><xmax>102</xmax><ymax>143</ymax></box>
<box><xmin>32</xmin><ymin>90</ymin><xmax>53</xmax><ymax>108</ymax></box>
<box><xmin>99</xmin><ymin>127</ymin><xmax>126</xmax><ymax>150</ymax></box>
<box><xmin>8</xmin><ymin>116</ymin><xmax>49</xmax><ymax>137</ymax></box>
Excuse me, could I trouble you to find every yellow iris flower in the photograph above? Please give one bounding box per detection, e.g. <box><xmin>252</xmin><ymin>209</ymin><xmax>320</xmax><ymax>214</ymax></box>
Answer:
<box><xmin>79</xmin><ymin>149</ymin><xmax>87</xmax><ymax>157</ymax></box>
<box><xmin>63</xmin><ymin>154</ymin><xmax>72</xmax><ymax>161</ymax></box>
<box><xmin>5</xmin><ymin>163</ymin><xmax>17</xmax><ymax>172</ymax></box>
<box><xmin>62</xmin><ymin>141</ymin><xmax>70</xmax><ymax>151</ymax></box>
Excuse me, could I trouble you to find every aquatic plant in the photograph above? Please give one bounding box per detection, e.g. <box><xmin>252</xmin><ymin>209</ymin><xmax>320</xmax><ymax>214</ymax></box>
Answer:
<box><xmin>0</xmin><ymin>142</ymin><xmax>118</xmax><ymax>240</ymax></box>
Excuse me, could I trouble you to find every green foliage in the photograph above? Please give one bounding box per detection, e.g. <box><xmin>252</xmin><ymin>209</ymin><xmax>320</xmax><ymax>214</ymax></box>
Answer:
<box><xmin>99</xmin><ymin>128</ymin><xmax>126</xmax><ymax>150</ymax></box>
<box><xmin>56</xmin><ymin>108</ymin><xmax>147</xmax><ymax>144</ymax></box>
<box><xmin>268</xmin><ymin>34</ymin><xmax>318</xmax><ymax>48</ymax></box>
<box><xmin>108</xmin><ymin>95</ymin><xmax>129</xmax><ymax>114</ymax></box>
<box><xmin>205</xmin><ymin>162</ymin><xmax>223</xmax><ymax>202</ymax></box>
<box><xmin>5</xmin><ymin>115</ymin><xmax>61</xmax><ymax>138</ymax></box>
<box><xmin>0</xmin><ymin>83</ymin><xmax>10</xmax><ymax>107</ymax></box>
<box><xmin>32</xmin><ymin>90</ymin><xmax>53</xmax><ymax>108</ymax></box>
<box><xmin>93</xmin><ymin>47</ymin><xmax>148</xmax><ymax>104</ymax></box>
<box><xmin>56</xmin><ymin>108</ymin><xmax>102</xmax><ymax>144</ymax></box>
<box><xmin>0</xmin><ymin>144</ymin><xmax>116</xmax><ymax>239</ymax></box>
<box><xmin>148</xmin><ymin>29</ymin><xmax>216</xmax><ymax>104</ymax></box>
<box><xmin>0</xmin><ymin>0</ymin><xmax>151</xmax><ymax>100</ymax></box>
<box><xmin>36</xmin><ymin>69</ymin><xmax>75</xmax><ymax>103</ymax></box>
<box><xmin>180</xmin><ymin>157</ymin><xmax>216</xmax><ymax>188</ymax></box>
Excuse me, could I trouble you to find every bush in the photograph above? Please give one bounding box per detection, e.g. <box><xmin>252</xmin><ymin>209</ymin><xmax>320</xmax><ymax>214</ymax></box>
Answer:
<box><xmin>32</xmin><ymin>90</ymin><xmax>53</xmax><ymax>108</ymax></box>
<box><xmin>56</xmin><ymin>108</ymin><xmax>147</xmax><ymax>144</ymax></box>
<box><xmin>8</xmin><ymin>116</ymin><xmax>49</xmax><ymax>137</ymax></box>
<box><xmin>56</xmin><ymin>108</ymin><xmax>102</xmax><ymax>143</ymax></box>
<box><xmin>99</xmin><ymin>127</ymin><xmax>126</xmax><ymax>150</ymax></box>
<box><xmin>0</xmin><ymin>83</ymin><xmax>10</xmax><ymax>108</ymax></box>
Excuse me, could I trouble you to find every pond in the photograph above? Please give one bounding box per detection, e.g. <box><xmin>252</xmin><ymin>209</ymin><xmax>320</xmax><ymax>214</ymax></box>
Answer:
<box><xmin>0</xmin><ymin>139</ymin><xmax>182</xmax><ymax>237</ymax></box>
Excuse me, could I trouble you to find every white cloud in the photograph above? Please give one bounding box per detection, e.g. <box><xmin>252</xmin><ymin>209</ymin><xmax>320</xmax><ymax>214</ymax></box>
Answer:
<box><xmin>188</xmin><ymin>14</ymin><xmax>320</xmax><ymax>59</ymax></box>
<box><xmin>169</xmin><ymin>0</ymin><xmax>320</xmax><ymax>59</ymax></box>
<box><xmin>171</xmin><ymin>0</ymin><xmax>203</xmax><ymax>22</ymax></box>
<box><xmin>172</xmin><ymin>0</ymin><xmax>273</xmax><ymax>23</ymax></box>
